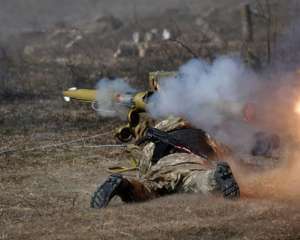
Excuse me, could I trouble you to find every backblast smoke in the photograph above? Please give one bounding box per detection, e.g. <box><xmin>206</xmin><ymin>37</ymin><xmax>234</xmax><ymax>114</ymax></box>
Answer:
<box><xmin>146</xmin><ymin>56</ymin><xmax>300</xmax><ymax>200</ymax></box>
<box><xmin>148</xmin><ymin>56</ymin><xmax>261</xmax><ymax>152</ymax></box>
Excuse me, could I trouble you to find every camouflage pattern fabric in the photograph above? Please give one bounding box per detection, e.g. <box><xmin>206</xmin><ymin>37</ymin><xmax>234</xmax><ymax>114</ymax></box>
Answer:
<box><xmin>133</xmin><ymin>116</ymin><xmax>229</xmax><ymax>176</ymax></box>
<box><xmin>126</xmin><ymin>116</ymin><xmax>223</xmax><ymax>195</ymax></box>
<box><xmin>141</xmin><ymin>153</ymin><xmax>218</xmax><ymax>194</ymax></box>
<box><xmin>134</xmin><ymin>116</ymin><xmax>189</xmax><ymax>175</ymax></box>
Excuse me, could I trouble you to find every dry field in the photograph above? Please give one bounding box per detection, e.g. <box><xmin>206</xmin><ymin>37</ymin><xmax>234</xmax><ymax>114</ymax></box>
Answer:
<box><xmin>1</xmin><ymin>1</ymin><xmax>300</xmax><ymax>239</ymax></box>
<box><xmin>1</xmin><ymin>99</ymin><xmax>300</xmax><ymax>240</ymax></box>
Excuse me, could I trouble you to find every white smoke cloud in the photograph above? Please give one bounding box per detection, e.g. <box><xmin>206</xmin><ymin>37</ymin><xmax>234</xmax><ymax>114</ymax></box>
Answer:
<box><xmin>96</xmin><ymin>78</ymin><xmax>136</xmax><ymax>118</ymax></box>
<box><xmin>93</xmin><ymin>57</ymin><xmax>263</xmax><ymax>150</ymax></box>
<box><xmin>94</xmin><ymin>56</ymin><xmax>299</xmax><ymax>152</ymax></box>
<box><xmin>148</xmin><ymin>56</ymin><xmax>260</xmax><ymax>150</ymax></box>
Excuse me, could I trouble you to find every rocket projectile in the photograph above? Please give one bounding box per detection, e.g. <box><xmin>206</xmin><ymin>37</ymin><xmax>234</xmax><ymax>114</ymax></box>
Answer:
<box><xmin>63</xmin><ymin>88</ymin><xmax>97</xmax><ymax>102</ymax></box>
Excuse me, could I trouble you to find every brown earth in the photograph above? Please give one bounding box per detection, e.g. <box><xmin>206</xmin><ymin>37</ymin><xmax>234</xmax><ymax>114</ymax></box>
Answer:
<box><xmin>1</xmin><ymin>100</ymin><xmax>300</xmax><ymax>240</ymax></box>
<box><xmin>1</xmin><ymin>1</ymin><xmax>300</xmax><ymax>239</ymax></box>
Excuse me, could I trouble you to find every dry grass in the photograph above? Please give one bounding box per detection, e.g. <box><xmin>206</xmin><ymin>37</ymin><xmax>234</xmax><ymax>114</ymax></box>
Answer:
<box><xmin>1</xmin><ymin>99</ymin><xmax>300</xmax><ymax>240</ymax></box>
<box><xmin>1</xmin><ymin>1</ymin><xmax>300</xmax><ymax>238</ymax></box>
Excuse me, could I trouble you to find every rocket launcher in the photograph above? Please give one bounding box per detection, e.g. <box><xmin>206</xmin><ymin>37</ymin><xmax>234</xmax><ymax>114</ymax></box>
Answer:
<box><xmin>63</xmin><ymin>87</ymin><xmax>154</xmax><ymax>142</ymax></box>
<box><xmin>114</xmin><ymin>91</ymin><xmax>154</xmax><ymax>142</ymax></box>
<box><xmin>63</xmin><ymin>72</ymin><xmax>176</xmax><ymax>142</ymax></box>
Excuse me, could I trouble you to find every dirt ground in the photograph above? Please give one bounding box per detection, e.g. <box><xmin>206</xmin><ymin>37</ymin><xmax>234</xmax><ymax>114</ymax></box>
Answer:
<box><xmin>1</xmin><ymin>99</ymin><xmax>300</xmax><ymax>240</ymax></box>
<box><xmin>1</xmin><ymin>1</ymin><xmax>300</xmax><ymax>239</ymax></box>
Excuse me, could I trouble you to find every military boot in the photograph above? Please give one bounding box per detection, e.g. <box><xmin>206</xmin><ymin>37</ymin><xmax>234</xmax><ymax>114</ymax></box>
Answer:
<box><xmin>214</xmin><ymin>162</ymin><xmax>240</xmax><ymax>199</ymax></box>
<box><xmin>91</xmin><ymin>174</ymin><xmax>153</xmax><ymax>208</ymax></box>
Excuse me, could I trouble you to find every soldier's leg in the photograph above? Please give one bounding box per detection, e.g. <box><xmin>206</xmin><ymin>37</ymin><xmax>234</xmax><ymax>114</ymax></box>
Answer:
<box><xmin>90</xmin><ymin>174</ymin><xmax>155</xmax><ymax>209</ymax></box>
<box><xmin>181</xmin><ymin>162</ymin><xmax>240</xmax><ymax>199</ymax></box>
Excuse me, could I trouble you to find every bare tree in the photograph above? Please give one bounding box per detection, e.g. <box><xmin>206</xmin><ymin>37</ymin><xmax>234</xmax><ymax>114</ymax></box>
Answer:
<box><xmin>253</xmin><ymin>0</ymin><xmax>277</xmax><ymax>64</ymax></box>
<box><xmin>0</xmin><ymin>46</ymin><xmax>12</xmax><ymax>98</ymax></box>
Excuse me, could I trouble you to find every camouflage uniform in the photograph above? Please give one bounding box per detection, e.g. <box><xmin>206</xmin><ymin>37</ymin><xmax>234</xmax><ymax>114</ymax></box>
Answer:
<box><xmin>141</xmin><ymin>153</ymin><xmax>217</xmax><ymax>195</ymax></box>
<box><xmin>128</xmin><ymin>116</ymin><xmax>227</xmax><ymax>196</ymax></box>
<box><xmin>91</xmin><ymin>117</ymin><xmax>239</xmax><ymax>208</ymax></box>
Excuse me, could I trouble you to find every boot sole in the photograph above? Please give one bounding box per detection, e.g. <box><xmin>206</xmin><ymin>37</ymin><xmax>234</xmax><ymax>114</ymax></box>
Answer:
<box><xmin>90</xmin><ymin>174</ymin><xmax>123</xmax><ymax>208</ymax></box>
<box><xmin>215</xmin><ymin>162</ymin><xmax>240</xmax><ymax>199</ymax></box>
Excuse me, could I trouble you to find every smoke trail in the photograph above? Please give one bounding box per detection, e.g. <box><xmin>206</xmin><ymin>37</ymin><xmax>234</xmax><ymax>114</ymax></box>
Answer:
<box><xmin>148</xmin><ymin>56</ymin><xmax>260</xmax><ymax>150</ymax></box>
<box><xmin>96</xmin><ymin>78</ymin><xmax>136</xmax><ymax>118</ymax></box>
